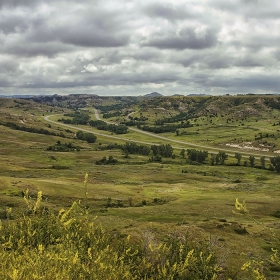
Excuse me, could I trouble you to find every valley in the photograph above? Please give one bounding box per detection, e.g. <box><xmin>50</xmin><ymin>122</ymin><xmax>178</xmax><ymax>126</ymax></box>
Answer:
<box><xmin>0</xmin><ymin>94</ymin><xmax>280</xmax><ymax>279</ymax></box>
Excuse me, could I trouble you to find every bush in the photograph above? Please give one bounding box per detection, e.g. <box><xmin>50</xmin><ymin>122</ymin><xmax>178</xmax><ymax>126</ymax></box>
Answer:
<box><xmin>0</xmin><ymin>196</ymin><xmax>221</xmax><ymax>280</ymax></box>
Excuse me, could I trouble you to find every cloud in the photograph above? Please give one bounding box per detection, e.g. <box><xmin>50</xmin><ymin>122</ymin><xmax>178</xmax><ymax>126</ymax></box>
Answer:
<box><xmin>142</xmin><ymin>27</ymin><xmax>218</xmax><ymax>50</ymax></box>
<box><xmin>143</xmin><ymin>2</ymin><xmax>194</xmax><ymax>21</ymax></box>
<box><xmin>0</xmin><ymin>0</ymin><xmax>279</xmax><ymax>96</ymax></box>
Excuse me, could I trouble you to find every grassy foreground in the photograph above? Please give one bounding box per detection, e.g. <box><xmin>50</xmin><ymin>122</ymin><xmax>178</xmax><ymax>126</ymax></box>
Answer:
<box><xmin>0</xmin><ymin>190</ymin><xmax>279</xmax><ymax>280</ymax></box>
<box><xmin>0</xmin><ymin>192</ymin><xmax>220</xmax><ymax>280</ymax></box>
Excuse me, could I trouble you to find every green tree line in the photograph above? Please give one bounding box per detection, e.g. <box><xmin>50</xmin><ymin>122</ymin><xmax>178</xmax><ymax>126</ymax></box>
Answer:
<box><xmin>89</xmin><ymin>120</ymin><xmax>128</xmax><ymax>134</ymax></box>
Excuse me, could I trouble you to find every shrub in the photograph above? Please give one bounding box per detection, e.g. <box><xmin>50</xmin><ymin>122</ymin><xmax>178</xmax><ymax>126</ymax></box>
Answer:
<box><xmin>0</xmin><ymin>194</ymin><xmax>221</xmax><ymax>280</ymax></box>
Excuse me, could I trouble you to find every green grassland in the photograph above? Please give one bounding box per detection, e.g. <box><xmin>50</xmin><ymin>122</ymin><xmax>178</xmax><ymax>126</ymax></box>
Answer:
<box><xmin>1</xmin><ymin>96</ymin><xmax>280</xmax><ymax>279</ymax></box>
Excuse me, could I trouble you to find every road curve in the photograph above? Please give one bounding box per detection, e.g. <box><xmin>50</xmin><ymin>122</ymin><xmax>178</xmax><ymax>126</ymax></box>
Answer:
<box><xmin>44</xmin><ymin>113</ymin><xmax>272</xmax><ymax>159</ymax></box>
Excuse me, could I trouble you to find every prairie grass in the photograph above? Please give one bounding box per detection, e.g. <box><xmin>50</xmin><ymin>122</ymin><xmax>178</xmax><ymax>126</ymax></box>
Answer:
<box><xmin>0</xmin><ymin>195</ymin><xmax>222</xmax><ymax>280</ymax></box>
<box><xmin>1</xmin><ymin>98</ymin><xmax>280</xmax><ymax>278</ymax></box>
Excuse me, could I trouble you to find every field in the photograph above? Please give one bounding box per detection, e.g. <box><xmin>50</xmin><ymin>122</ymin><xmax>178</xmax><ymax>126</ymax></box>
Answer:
<box><xmin>0</xmin><ymin>95</ymin><xmax>280</xmax><ymax>279</ymax></box>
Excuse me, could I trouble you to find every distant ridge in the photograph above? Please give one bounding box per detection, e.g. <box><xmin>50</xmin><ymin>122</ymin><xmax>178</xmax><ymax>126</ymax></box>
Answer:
<box><xmin>187</xmin><ymin>93</ymin><xmax>210</xmax><ymax>96</ymax></box>
<box><xmin>143</xmin><ymin>92</ymin><xmax>163</xmax><ymax>98</ymax></box>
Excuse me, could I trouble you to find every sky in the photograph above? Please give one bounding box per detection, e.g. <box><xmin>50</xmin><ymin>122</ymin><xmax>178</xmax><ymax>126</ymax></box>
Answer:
<box><xmin>0</xmin><ymin>0</ymin><xmax>279</xmax><ymax>96</ymax></box>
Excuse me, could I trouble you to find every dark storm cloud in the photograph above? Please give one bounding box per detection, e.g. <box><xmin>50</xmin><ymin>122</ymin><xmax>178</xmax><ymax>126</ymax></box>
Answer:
<box><xmin>142</xmin><ymin>27</ymin><xmax>218</xmax><ymax>50</ymax></box>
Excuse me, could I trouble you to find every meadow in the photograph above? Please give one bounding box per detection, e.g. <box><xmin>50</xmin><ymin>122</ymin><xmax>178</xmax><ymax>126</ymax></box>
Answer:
<box><xmin>0</xmin><ymin>96</ymin><xmax>280</xmax><ymax>279</ymax></box>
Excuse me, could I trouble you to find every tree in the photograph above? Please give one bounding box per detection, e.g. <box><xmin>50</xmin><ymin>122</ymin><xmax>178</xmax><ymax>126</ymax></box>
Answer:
<box><xmin>187</xmin><ymin>149</ymin><xmax>208</xmax><ymax>164</ymax></box>
<box><xmin>234</xmin><ymin>153</ymin><xmax>242</xmax><ymax>165</ymax></box>
<box><xmin>216</xmin><ymin>151</ymin><xmax>228</xmax><ymax>165</ymax></box>
<box><xmin>270</xmin><ymin>156</ymin><xmax>280</xmax><ymax>173</ymax></box>
<box><xmin>76</xmin><ymin>130</ymin><xmax>97</xmax><ymax>143</ymax></box>
<box><xmin>249</xmin><ymin>156</ymin><xmax>255</xmax><ymax>167</ymax></box>
<box><xmin>151</xmin><ymin>145</ymin><xmax>158</xmax><ymax>156</ymax></box>
<box><xmin>180</xmin><ymin>149</ymin><xmax>185</xmax><ymax>158</ymax></box>
<box><xmin>260</xmin><ymin>156</ymin><xmax>265</xmax><ymax>169</ymax></box>
<box><xmin>210</xmin><ymin>154</ymin><xmax>215</xmax><ymax>165</ymax></box>
<box><xmin>151</xmin><ymin>144</ymin><xmax>173</xmax><ymax>158</ymax></box>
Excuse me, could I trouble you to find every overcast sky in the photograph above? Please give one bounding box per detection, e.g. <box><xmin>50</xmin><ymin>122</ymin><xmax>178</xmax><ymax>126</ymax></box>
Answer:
<box><xmin>0</xmin><ymin>0</ymin><xmax>279</xmax><ymax>96</ymax></box>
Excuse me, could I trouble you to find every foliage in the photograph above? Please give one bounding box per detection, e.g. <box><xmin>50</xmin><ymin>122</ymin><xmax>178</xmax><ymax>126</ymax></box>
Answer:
<box><xmin>59</xmin><ymin>111</ymin><xmax>91</xmax><ymax>125</ymax></box>
<box><xmin>96</xmin><ymin>156</ymin><xmax>118</xmax><ymax>165</ymax></box>
<box><xmin>260</xmin><ymin>156</ymin><xmax>266</xmax><ymax>169</ymax></box>
<box><xmin>233</xmin><ymin>199</ymin><xmax>280</xmax><ymax>279</ymax></box>
<box><xmin>121</xmin><ymin>142</ymin><xmax>151</xmax><ymax>155</ymax></box>
<box><xmin>151</xmin><ymin>144</ymin><xmax>174</xmax><ymax>158</ymax></box>
<box><xmin>139</xmin><ymin>123</ymin><xmax>191</xmax><ymax>134</ymax></box>
<box><xmin>214</xmin><ymin>152</ymin><xmax>228</xmax><ymax>165</ymax></box>
<box><xmin>149</xmin><ymin>155</ymin><xmax>162</xmax><ymax>162</ymax></box>
<box><xmin>270</xmin><ymin>156</ymin><xmax>280</xmax><ymax>173</ymax></box>
<box><xmin>180</xmin><ymin>149</ymin><xmax>185</xmax><ymax>158</ymax></box>
<box><xmin>103</xmin><ymin>111</ymin><xmax>122</xmax><ymax>118</ymax></box>
<box><xmin>46</xmin><ymin>141</ymin><xmax>81</xmax><ymax>152</ymax></box>
<box><xmin>89</xmin><ymin>120</ymin><xmax>128</xmax><ymax>134</ymax></box>
<box><xmin>235</xmin><ymin>153</ymin><xmax>242</xmax><ymax>165</ymax></box>
<box><xmin>234</xmin><ymin>198</ymin><xmax>248</xmax><ymax>214</ymax></box>
<box><xmin>249</xmin><ymin>156</ymin><xmax>255</xmax><ymax>167</ymax></box>
<box><xmin>76</xmin><ymin>130</ymin><xmax>97</xmax><ymax>143</ymax></box>
<box><xmin>0</xmin><ymin>121</ymin><xmax>65</xmax><ymax>137</ymax></box>
<box><xmin>187</xmin><ymin>149</ymin><xmax>208</xmax><ymax>164</ymax></box>
<box><xmin>0</xmin><ymin>194</ymin><xmax>222</xmax><ymax>280</ymax></box>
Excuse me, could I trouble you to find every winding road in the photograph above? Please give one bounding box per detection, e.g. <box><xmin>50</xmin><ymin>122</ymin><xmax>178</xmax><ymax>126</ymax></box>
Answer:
<box><xmin>44</xmin><ymin>110</ymin><xmax>273</xmax><ymax>159</ymax></box>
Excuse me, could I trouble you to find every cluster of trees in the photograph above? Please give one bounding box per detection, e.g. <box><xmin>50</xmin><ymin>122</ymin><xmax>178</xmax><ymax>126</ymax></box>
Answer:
<box><xmin>186</xmin><ymin>149</ymin><xmax>208</xmax><ymax>164</ymax></box>
<box><xmin>270</xmin><ymin>156</ymin><xmax>280</xmax><ymax>173</ymax></box>
<box><xmin>2</xmin><ymin>122</ymin><xmax>65</xmax><ymax>137</ymax></box>
<box><xmin>76</xmin><ymin>130</ymin><xmax>97</xmax><ymax>143</ymax></box>
<box><xmin>210</xmin><ymin>152</ymin><xmax>228</xmax><ymax>165</ymax></box>
<box><xmin>139</xmin><ymin>123</ymin><xmax>191</xmax><ymax>134</ymax></box>
<box><xmin>89</xmin><ymin>120</ymin><xmax>128</xmax><ymax>134</ymax></box>
<box><xmin>121</xmin><ymin>142</ymin><xmax>151</xmax><ymax>155</ymax></box>
<box><xmin>59</xmin><ymin>111</ymin><xmax>91</xmax><ymax>125</ymax></box>
<box><xmin>182</xmin><ymin>149</ymin><xmax>280</xmax><ymax>173</ymax></box>
<box><xmin>180</xmin><ymin>150</ymin><xmax>229</xmax><ymax>166</ymax></box>
<box><xmin>96</xmin><ymin>156</ymin><xmax>118</xmax><ymax>165</ymax></box>
<box><xmin>121</xmin><ymin>120</ymin><xmax>146</xmax><ymax>127</ymax></box>
<box><xmin>46</xmin><ymin>141</ymin><xmax>80</xmax><ymax>152</ymax></box>
<box><xmin>151</xmin><ymin>144</ymin><xmax>174</xmax><ymax>158</ymax></box>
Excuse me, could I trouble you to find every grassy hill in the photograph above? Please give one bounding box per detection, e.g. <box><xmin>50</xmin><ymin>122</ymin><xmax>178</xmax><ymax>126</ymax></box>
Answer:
<box><xmin>0</xmin><ymin>95</ymin><xmax>280</xmax><ymax>279</ymax></box>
